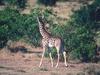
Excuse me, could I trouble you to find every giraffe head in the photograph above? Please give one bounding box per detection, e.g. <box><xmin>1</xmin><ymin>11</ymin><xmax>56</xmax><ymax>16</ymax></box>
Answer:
<box><xmin>37</xmin><ymin>16</ymin><xmax>50</xmax><ymax>29</ymax></box>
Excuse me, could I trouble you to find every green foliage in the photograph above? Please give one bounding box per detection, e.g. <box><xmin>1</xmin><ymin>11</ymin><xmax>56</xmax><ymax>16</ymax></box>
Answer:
<box><xmin>0</xmin><ymin>1</ymin><xmax>3</xmax><ymax>5</ymax></box>
<box><xmin>2</xmin><ymin>0</ymin><xmax>27</xmax><ymax>9</ymax></box>
<box><xmin>45</xmin><ymin>0</ymin><xmax>99</xmax><ymax>61</ymax></box>
<box><xmin>0</xmin><ymin>8</ymin><xmax>20</xmax><ymax>48</ymax></box>
<box><xmin>57</xmin><ymin>0</ymin><xmax>68</xmax><ymax>2</ymax></box>
<box><xmin>3</xmin><ymin>0</ymin><xmax>17</xmax><ymax>5</ymax></box>
<box><xmin>0</xmin><ymin>7</ymin><xmax>40</xmax><ymax>48</ymax></box>
<box><xmin>0</xmin><ymin>7</ymin><xmax>54</xmax><ymax>48</ymax></box>
<box><xmin>16</xmin><ymin>0</ymin><xmax>27</xmax><ymax>9</ymax></box>
<box><xmin>63</xmin><ymin>0</ymin><xmax>99</xmax><ymax>61</ymax></box>
<box><xmin>37</xmin><ymin>0</ymin><xmax>56</xmax><ymax>6</ymax></box>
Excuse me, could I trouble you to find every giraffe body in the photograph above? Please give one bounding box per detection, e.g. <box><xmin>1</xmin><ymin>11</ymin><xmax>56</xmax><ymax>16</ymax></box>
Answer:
<box><xmin>37</xmin><ymin>16</ymin><xmax>68</xmax><ymax>67</ymax></box>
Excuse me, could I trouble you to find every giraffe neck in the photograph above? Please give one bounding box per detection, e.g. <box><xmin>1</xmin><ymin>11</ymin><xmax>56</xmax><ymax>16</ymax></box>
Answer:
<box><xmin>37</xmin><ymin>17</ymin><xmax>50</xmax><ymax>38</ymax></box>
<box><xmin>39</xmin><ymin>24</ymin><xmax>50</xmax><ymax>38</ymax></box>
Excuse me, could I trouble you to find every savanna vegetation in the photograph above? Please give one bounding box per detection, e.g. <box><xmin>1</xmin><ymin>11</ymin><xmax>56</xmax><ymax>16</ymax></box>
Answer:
<box><xmin>0</xmin><ymin>0</ymin><xmax>27</xmax><ymax>9</ymax></box>
<box><xmin>0</xmin><ymin>0</ymin><xmax>100</xmax><ymax>62</ymax></box>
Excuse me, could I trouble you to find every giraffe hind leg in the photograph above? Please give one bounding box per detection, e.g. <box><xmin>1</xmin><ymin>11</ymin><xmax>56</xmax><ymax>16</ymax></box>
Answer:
<box><xmin>63</xmin><ymin>51</ymin><xmax>68</xmax><ymax>67</ymax></box>
<box><xmin>60</xmin><ymin>43</ymin><xmax>68</xmax><ymax>67</ymax></box>
<box><xmin>55</xmin><ymin>47</ymin><xmax>60</xmax><ymax>68</ymax></box>
<box><xmin>39</xmin><ymin>47</ymin><xmax>46</xmax><ymax>67</ymax></box>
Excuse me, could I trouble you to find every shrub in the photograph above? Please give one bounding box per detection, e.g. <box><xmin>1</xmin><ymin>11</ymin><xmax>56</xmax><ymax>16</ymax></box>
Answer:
<box><xmin>0</xmin><ymin>7</ymin><xmax>54</xmax><ymax>48</ymax></box>
<box><xmin>64</xmin><ymin>0</ymin><xmax>99</xmax><ymax>61</ymax></box>
<box><xmin>3</xmin><ymin>0</ymin><xmax>17</xmax><ymax>5</ymax></box>
<box><xmin>0</xmin><ymin>0</ymin><xmax>5</xmax><ymax>5</ymax></box>
<box><xmin>0</xmin><ymin>7</ymin><xmax>20</xmax><ymax>48</ymax></box>
<box><xmin>0</xmin><ymin>7</ymin><xmax>40</xmax><ymax>48</ymax></box>
<box><xmin>2</xmin><ymin>0</ymin><xmax>27</xmax><ymax>9</ymax></box>
<box><xmin>37</xmin><ymin>0</ymin><xmax>56</xmax><ymax>6</ymax></box>
<box><xmin>16</xmin><ymin>0</ymin><xmax>27</xmax><ymax>9</ymax></box>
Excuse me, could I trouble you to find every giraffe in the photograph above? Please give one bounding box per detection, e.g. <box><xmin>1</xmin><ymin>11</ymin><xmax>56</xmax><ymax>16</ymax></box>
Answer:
<box><xmin>37</xmin><ymin>16</ymin><xmax>68</xmax><ymax>68</ymax></box>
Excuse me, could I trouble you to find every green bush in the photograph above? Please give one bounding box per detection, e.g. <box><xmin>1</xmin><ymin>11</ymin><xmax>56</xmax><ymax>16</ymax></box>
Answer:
<box><xmin>3</xmin><ymin>0</ymin><xmax>17</xmax><ymax>5</ymax></box>
<box><xmin>37</xmin><ymin>0</ymin><xmax>56</xmax><ymax>6</ymax></box>
<box><xmin>0</xmin><ymin>8</ymin><xmax>20</xmax><ymax>48</ymax></box>
<box><xmin>2</xmin><ymin>0</ymin><xmax>27</xmax><ymax>9</ymax></box>
<box><xmin>0</xmin><ymin>7</ymin><xmax>54</xmax><ymax>48</ymax></box>
<box><xmin>45</xmin><ymin>0</ymin><xmax>99</xmax><ymax>61</ymax></box>
<box><xmin>63</xmin><ymin>0</ymin><xmax>99</xmax><ymax>61</ymax></box>
<box><xmin>0</xmin><ymin>7</ymin><xmax>40</xmax><ymax>48</ymax></box>
<box><xmin>16</xmin><ymin>0</ymin><xmax>27</xmax><ymax>9</ymax></box>
<box><xmin>0</xmin><ymin>0</ymin><xmax>5</xmax><ymax>5</ymax></box>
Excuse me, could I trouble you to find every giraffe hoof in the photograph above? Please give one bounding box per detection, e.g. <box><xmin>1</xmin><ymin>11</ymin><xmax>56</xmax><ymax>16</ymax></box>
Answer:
<box><xmin>65</xmin><ymin>64</ymin><xmax>68</xmax><ymax>67</ymax></box>
<box><xmin>39</xmin><ymin>64</ymin><xmax>41</xmax><ymax>67</ymax></box>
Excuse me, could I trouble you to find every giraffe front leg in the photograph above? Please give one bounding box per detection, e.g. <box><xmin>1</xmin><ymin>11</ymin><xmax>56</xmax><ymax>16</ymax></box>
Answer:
<box><xmin>48</xmin><ymin>47</ymin><xmax>53</xmax><ymax>67</ymax></box>
<box><xmin>63</xmin><ymin>51</ymin><xmax>68</xmax><ymax>67</ymax></box>
<box><xmin>39</xmin><ymin>47</ymin><xmax>45</xmax><ymax>67</ymax></box>
<box><xmin>49</xmin><ymin>52</ymin><xmax>54</xmax><ymax>67</ymax></box>
<box><xmin>55</xmin><ymin>52</ymin><xmax>60</xmax><ymax>68</ymax></box>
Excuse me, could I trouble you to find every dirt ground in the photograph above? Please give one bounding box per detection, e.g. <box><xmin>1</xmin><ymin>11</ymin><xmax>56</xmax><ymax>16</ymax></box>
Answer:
<box><xmin>0</xmin><ymin>47</ymin><xmax>100</xmax><ymax>75</ymax></box>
